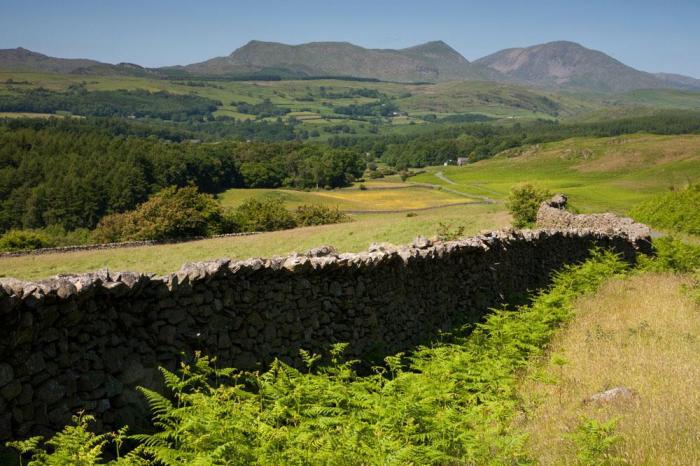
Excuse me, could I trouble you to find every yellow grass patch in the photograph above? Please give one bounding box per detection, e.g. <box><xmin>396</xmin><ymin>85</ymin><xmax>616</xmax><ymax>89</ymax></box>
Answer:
<box><xmin>219</xmin><ymin>186</ymin><xmax>473</xmax><ymax>212</ymax></box>
<box><xmin>520</xmin><ymin>273</ymin><xmax>700</xmax><ymax>465</ymax></box>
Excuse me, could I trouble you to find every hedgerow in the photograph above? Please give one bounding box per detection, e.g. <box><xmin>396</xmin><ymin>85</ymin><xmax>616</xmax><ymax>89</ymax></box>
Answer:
<box><xmin>8</xmin><ymin>250</ymin><xmax>629</xmax><ymax>465</ymax></box>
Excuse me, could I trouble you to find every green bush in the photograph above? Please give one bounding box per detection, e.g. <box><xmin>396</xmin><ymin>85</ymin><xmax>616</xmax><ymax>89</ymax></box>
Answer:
<box><xmin>0</xmin><ymin>229</ymin><xmax>52</xmax><ymax>252</ymax></box>
<box><xmin>294</xmin><ymin>204</ymin><xmax>348</xmax><ymax>226</ymax></box>
<box><xmin>91</xmin><ymin>213</ymin><xmax>133</xmax><ymax>244</ymax></box>
<box><xmin>0</xmin><ymin>226</ymin><xmax>93</xmax><ymax>252</ymax></box>
<box><xmin>233</xmin><ymin>198</ymin><xmax>297</xmax><ymax>232</ymax></box>
<box><xmin>630</xmin><ymin>184</ymin><xmax>700</xmax><ymax>235</ymax></box>
<box><xmin>92</xmin><ymin>186</ymin><xmax>228</xmax><ymax>242</ymax></box>
<box><xmin>40</xmin><ymin>225</ymin><xmax>92</xmax><ymax>247</ymax></box>
<box><xmin>506</xmin><ymin>183</ymin><xmax>552</xmax><ymax>228</ymax></box>
<box><xmin>7</xmin><ymin>413</ymin><xmax>131</xmax><ymax>465</ymax></box>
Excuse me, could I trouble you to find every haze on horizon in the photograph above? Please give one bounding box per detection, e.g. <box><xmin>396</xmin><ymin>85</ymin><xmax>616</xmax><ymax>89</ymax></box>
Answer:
<box><xmin>0</xmin><ymin>0</ymin><xmax>699</xmax><ymax>78</ymax></box>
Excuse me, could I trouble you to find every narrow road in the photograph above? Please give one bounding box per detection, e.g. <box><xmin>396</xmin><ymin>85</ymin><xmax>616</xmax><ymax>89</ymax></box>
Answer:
<box><xmin>435</xmin><ymin>171</ymin><xmax>457</xmax><ymax>185</ymax></box>
<box><xmin>413</xmin><ymin>171</ymin><xmax>499</xmax><ymax>205</ymax></box>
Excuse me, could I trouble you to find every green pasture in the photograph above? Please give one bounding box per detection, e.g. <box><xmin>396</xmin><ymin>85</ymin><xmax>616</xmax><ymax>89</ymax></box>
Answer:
<box><xmin>0</xmin><ymin>203</ymin><xmax>508</xmax><ymax>280</ymax></box>
<box><xmin>412</xmin><ymin>133</ymin><xmax>700</xmax><ymax>213</ymax></box>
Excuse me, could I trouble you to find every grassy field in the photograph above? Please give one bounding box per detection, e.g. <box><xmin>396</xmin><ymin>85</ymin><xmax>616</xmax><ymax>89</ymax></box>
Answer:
<box><xmin>0</xmin><ymin>111</ymin><xmax>71</xmax><ymax>119</ymax></box>
<box><xmin>412</xmin><ymin>133</ymin><xmax>700</xmax><ymax>213</ymax></box>
<box><xmin>219</xmin><ymin>183</ymin><xmax>475</xmax><ymax>211</ymax></box>
<box><xmin>6</xmin><ymin>70</ymin><xmax>699</xmax><ymax>139</ymax></box>
<box><xmin>520</xmin><ymin>272</ymin><xmax>700</xmax><ymax>465</ymax></box>
<box><xmin>0</xmin><ymin>203</ymin><xmax>508</xmax><ymax>280</ymax></box>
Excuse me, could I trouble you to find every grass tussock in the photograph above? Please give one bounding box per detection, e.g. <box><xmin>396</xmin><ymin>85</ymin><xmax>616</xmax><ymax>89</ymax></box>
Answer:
<box><xmin>520</xmin><ymin>272</ymin><xmax>700</xmax><ymax>465</ymax></box>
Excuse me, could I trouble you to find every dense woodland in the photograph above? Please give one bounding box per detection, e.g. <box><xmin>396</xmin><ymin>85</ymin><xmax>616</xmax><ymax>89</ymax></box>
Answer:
<box><xmin>0</xmin><ymin>119</ymin><xmax>364</xmax><ymax>233</ymax></box>
<box><xmin>0</xmin><ymin>86</ymin><xmax>221</xmax><ymax>120</ymax></box>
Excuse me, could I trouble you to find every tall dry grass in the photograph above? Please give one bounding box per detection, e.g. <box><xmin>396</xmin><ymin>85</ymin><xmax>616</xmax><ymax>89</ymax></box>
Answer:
<box><xmin>520</xmin><ymin>272</ymin><xmax>700</xmax><ymax>465</ymax></box>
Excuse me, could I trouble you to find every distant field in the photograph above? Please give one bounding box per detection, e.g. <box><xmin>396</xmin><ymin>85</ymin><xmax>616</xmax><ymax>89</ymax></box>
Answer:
<box><xmin>620</xmin><ymin>89</ymin><xmax>700</xmax><ymax>110</ymax></box>
<box><xmin>219</xmin><ymin>183</ymin><xmax>475</xmax><ymax>212</ymax></box>
<box><xmin>7</xmin><ymin>70</ymin><xmax>694</xmax><ymax>139</ymax></box>
<box><xmin>0</xmin><ymin>204</ymin><xmax>508</xmax><ymax>280</ymax></box>
<box><xmin>0</xmin><ymin>111</ymin><xmax>61</xmax><ymax>119</ymax></box>
<box><xmin>412</xmin><ymin>133</ymin><xmax>700</xmax><ymax>213</ymax></box>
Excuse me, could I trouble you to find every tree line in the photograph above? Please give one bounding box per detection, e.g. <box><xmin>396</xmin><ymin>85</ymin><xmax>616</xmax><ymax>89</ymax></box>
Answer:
<box><xmin>0</xmin><ymin>119</ymin><xmax>364</xmax><ymax>234</ymax></box>
<box><xmin>328</xmin><ymin>110</ymin><xmax>700</xmax><ymax>168</ymax></box>
<box><xmin>0</xmin><ymin>87</ymin><xmax>221</xmax><ymax>120</ymax></box>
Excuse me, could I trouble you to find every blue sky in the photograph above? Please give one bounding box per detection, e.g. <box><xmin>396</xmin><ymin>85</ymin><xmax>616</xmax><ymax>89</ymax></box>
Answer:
<box><xmin>1</xmin><ymin>0</ymin><xmax>699</xmax><ymax>77</ymax></box>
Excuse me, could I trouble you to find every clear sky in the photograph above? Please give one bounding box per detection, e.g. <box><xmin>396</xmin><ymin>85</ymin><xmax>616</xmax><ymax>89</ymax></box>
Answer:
<box><xmin>1</xmin><ymin>0</ymin><xmax>698</xmax><ymax>77</ymax></box>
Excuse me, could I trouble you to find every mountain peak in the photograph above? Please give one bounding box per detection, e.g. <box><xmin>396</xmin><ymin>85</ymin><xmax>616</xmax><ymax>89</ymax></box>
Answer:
<box><xmin>401</xmin><ymin>40</ymin><xmax>469</xmax><ymax>64</ymax></box>
<box><xmin>474</xmin><ymin>40</ymin><xmax>666</xmax><ymax>92</ymax></box>
<box><xmin>538</xmin><ymin>40</ymin><xmax>585</xmax><ymax>48</ymax></box>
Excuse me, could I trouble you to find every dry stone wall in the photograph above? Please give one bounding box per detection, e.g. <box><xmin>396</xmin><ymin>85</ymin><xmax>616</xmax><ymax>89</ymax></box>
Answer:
<box><xmin>0</xmin><ymin>201</ymin><xmax>651</xmax><ymax>440</ymax></box>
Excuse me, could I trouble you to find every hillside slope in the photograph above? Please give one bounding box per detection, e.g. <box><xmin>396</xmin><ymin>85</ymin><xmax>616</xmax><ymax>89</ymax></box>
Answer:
<box><xmin>411</xmin><ymin>133</ymin><xmax>700</xmax><ymax>212</ymax></box>
<box><xmin>474</xmin><ymin>41</ymin><xmax>699</xmax><ymax>92</ymax></box>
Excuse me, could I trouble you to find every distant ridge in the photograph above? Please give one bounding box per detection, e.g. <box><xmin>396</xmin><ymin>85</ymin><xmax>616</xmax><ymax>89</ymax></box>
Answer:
<box><xmin>179</xmin><ymin>40</ymin><xmax>489</xmax><ymax>83</ymax></box>
<box><xmin>0</xmin><ymin>47</ymin><xmax>157</xmax><ymax>77</ymax></box>
<box><xmin>1</xmin><ymin>40</ymin><xmax>699</xmax><ymax>92</ymax></box>
<box><xmin>473</xmin><ymin>40</ymin><xmax>700</xmax><ymax>92</ymax></box>
<box><xmin>652</xmin><ymin>72</ymin><xmax>700</xmax><ymax>91</ymax></box>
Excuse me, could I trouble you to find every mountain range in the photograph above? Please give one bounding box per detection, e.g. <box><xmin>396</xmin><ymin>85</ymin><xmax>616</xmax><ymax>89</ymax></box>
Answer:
<box><xmin>2</xmin><ymin>40</ymin><xmax>699</xmax><ymax>93</ymax></box>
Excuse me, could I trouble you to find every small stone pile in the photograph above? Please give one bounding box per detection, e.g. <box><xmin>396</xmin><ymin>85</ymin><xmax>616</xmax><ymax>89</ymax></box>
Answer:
<box><xmin>536</xmin><ymin>194</ymin><xmax>652</xmax><ymax>253</ymax></box>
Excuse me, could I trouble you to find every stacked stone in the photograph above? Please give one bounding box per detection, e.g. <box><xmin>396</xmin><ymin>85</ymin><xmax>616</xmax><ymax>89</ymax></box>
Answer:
<box><xmin>0</xmin><ymin>223</ymin><xmax>646</xmax><ymax>440</ymax></box>
<box><xmin>536</xmin><ymin>194</ymin><xmax>653</xmax><ymax>253</ymax></box>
